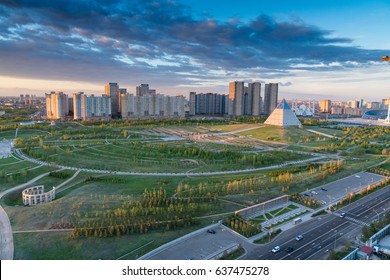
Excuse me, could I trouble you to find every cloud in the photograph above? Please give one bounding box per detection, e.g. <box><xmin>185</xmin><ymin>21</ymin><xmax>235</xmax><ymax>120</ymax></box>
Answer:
<box><xmin>0</xmin><ymin>0</ymin><xmax>387</xmax><ymax>92</ymax></box>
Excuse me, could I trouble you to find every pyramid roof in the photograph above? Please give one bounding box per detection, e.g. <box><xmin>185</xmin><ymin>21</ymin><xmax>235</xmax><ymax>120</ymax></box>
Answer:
<box><xmin>264</xmin><ymin>99</ymin><xmax>302</xmax><ymax>127</ymax></box>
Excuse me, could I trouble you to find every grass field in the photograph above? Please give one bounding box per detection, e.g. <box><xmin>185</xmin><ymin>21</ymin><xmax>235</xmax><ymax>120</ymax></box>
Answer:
<box><xmin>23</xmin><ymin>140</ymin><xmax>307</xmax><ymax>173</ymax></box>
<box><xmin>238</xmin><ymin>126</ymin><xmax>317</xmax><ymax>143</ymax></box>
<box><xmin>2</xmin><ymin>121</ymin><xmax>385</xmax><ymax>260</ymax></box>
<box><xmin>0</xmin><ymin>129</ymin><xmax>49</xmax><ymax>140</ymax></box>
<box><xmin>206</xmin><ymin>123</ymin><xmax>263</xmax><ymax>133</ymax></box>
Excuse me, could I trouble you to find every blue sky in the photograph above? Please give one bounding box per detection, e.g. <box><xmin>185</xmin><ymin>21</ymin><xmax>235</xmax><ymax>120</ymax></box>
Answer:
<box><xmin>0</xmin><ymin>0</ymin><xmax>389</xmax><ymax>101</ymax></box>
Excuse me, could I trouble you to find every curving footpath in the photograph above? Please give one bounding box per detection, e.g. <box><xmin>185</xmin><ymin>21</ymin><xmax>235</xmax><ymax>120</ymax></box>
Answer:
<box><xmin>0</xmin><ymin>171</ymin><xmax>54</xmax><ymax>260</ymax></box>
<box><xmin>13</xmin><ymin>149</ymin><xmax>328</xmax><ymax>177</ymax></box>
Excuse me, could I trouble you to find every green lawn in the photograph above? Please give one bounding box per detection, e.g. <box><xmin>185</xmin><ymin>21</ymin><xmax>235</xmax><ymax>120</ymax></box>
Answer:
<box><xmin>238</xmin><ymin>126</ymin><xmax>318</xmax><ymax>143</ymax></box>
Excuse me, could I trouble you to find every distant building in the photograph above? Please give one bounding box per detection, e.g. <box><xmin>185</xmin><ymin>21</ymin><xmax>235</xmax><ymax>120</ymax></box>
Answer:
<box><xmin>264</xmin><ymin>99</ymin><xmax>301</xmax><ymax>127</ymax></box>
<box><xmin>228</xmin><ymin>81</ymin><xmax>244</xmax><ymax>116</ymax></box>
<box><xmin>228</xmin><ymin>81</ymin><xmax>263</xmax><ymax>116</ymax></box>
<box><xmin>73</xmin><ymin>92</ymin><xmax>111</xmax><ymax>120</ymax></box>
<box><xmin>344</xmin><ymin>107</ymin><xmax>363</xmax><ymax>116</ymax></box>
<box><xmin>347</xmin><ymin>99</ymin><xmax>364</xmax><ymax>109</ymax></box>
<box><xmin>362</xmin><ymin>109</ymin><xmax>389</xmax><ymax>120</ymax></box>
<box><xmin>73</xmin><ymin>92</ymin><xmax>84</xmax><ymax>119</ymax></box>
<box><xmin>45</xmin><ymin>91</ymin><xmax>69</xmax><ymax>120</ymax></box>
<box><xmin>331</xmin><ymin>107</ymin><xmax>344</xmax><ymax>115</ymax></box>
<box><xmin>263</xmin><ymin>83</ymin><xmax>278</xmax><ymax>115</ymax></box>
<box><xmin>104</xmin><ymin>82</ymin><xmax>119</xmax><ymax>118</ymax></box>
<box><xmin>189</xmin><ymin>92</ymin><xmax>228</xmax><ymax>116</ymax></box>
<box><xmin>319</xmin><ymin>99</ymin><xmax>331</xmax><ymax>113</ymax></box>
<box><xmin>121</xmin><ymin>93</ymin><xmax>185</xmax><ymax>119</ymax></box>
<box><xmin>136</xmin><ymin>84</ymin><xmax>150</xmax><ymax>96</ymax></box>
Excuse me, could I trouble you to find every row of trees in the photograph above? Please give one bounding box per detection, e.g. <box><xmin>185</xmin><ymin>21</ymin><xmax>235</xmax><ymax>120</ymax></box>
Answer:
<box><xmin>177</xmin><ymin>176</ymin><xmax>267</xmax><ymax>198</ymax></box>
<box><xmin>67</xmin><ymin>187</ymin><xmax>216</xmax><ymax>239</ymax></box>
<box><xmin>223</xmin><ymin>214</ymin><xmax>261</xmax><ymax>238</ymax></box>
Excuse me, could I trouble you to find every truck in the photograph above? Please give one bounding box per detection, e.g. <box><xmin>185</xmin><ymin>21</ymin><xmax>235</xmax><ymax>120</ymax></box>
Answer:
<box><xmin>373</xmin><ymin>244</ymin><xmax>390</xmax><ymax>257</ymax></box>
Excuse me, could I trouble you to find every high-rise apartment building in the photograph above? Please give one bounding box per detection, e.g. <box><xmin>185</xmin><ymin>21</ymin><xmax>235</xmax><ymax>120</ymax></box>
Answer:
<box><xmin>73</xmin><ymin>92</ymin><xmax>84</xmax><ymax>119</ymax></box>
<box><xmin>136</xmin><ymin>84</ymin><xmax>150</xmax><ymax>96</ymax></box>
<box><xmin>228</xmin><ymin>81</ymin><xmax>262</xmax><ymax>116</ymax></box>
<box><xmin>264</xmin><ymin>83</ymin><xmax>278</xmax><ymax>115</ymax></box>
<box><xmin>104</xmin><ymin>82</ymin><xmax>119</xmax><ymax>118</ymax></box>
<box><xmin>189</xmin><ymin>92</ymin><xmax>228</xmax><ymax>115</ymax></box>
<box><xmin>45</xmin><ymin>91</ymin><xmax>69</xmax><ymax>120</ymax></box>
<box><xmin>121</xmin><ymin>93</ymin><xmax>185</xmax><ymax>118</ymax></box>
<box><xmin>247</xmin><ymin>82</ymin><xmax>262</xmax><ymax>116</ymax></box>
<box><xmin>319</xmin><ymin>99</ymin><xmax>331</xmax><ymax>113</ymax></box>
<box><xmin>228</xmin><ymin>81</ymin><xmax>245</xmax><ymax>116</ymax></box>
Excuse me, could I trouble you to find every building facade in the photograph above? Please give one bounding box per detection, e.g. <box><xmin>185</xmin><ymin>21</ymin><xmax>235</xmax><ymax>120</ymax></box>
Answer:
<box><xmin>73</xmin><ymin>92</ymin><xmax>111</xmax><ymax>120</ymax></box>
<box><xmin>319</xmin><ymin>99</ymin><xmax>331</xmax><ymax>113</ymax></box>
<box><xmin>45</xmin><ymin>91</ymin><xmax>69</xmax><ymax>120</ymax></box>
<box><xmin>189</xmin><ymin>92</ymin><xmax>228</xmax><ymax>115</ymax></box>
<box><xmin>263</xmin><ymin>83</ymin><xmax>278</xmax><ymax>115</ymax></box>
<box><xmin>104</xmin><ymin>82</ymin><xmax>119</xmax><ymax>118</ymax></box>
<box><xmin>228</xmin><ymin>81</ymin><xmax>262</xmax><ymax>116</ymax></box>
<box><xmin>121</xmin><ymin>93</ymin><xmax>185</xmax><ymax>118</ymax></box>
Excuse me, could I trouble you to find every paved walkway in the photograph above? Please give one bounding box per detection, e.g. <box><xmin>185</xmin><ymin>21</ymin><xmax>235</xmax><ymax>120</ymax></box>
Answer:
<box><xmin>14</xmin><ymin>148</ymin><xmax>329</xmax><ymax>177</ymax></box>
<box><xmin>0</xmin><ymin>171</ymin><xmax>55</xmax><ymax>260</ymax></box>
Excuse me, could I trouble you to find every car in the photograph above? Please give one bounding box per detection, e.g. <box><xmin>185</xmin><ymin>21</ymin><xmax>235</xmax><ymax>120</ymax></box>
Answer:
<box><xmin>339</xmin><ymin>212</ymin><xmax>346</xmax><ymax>218</ymax></box>
<box><xmin>286</xmin><ymin>246</ymin><xmax>294</xmax><ymax>253</ymax></box>
<box><xmin>207</xmin><ymin>229</ymin><xmax>216</xmax><ymax>234</ymax></box>
<box><xmin>304</xmin><ymin>193</ymin><xmax>310</xmax><ymax>197</ymax></box>
<box><xmin>272</xmin><ymin>246</ymin><xmax>280</xmax><ymax>253</ymax></box>
<box><xmin>321</xmin><ymin>188</ymin><xmax>327</xmax><ymax>191</ymax></box>
<box><xmin>311</xmin><ymin>191</ymin><xmax>318</xmax><ymax>195</ymax></box>
<box><xmin>321</xmin><ymin>200</ymin><xmax>327</xmax><ymax>205</ymax></box>
<box><xmin>295</xmin><ymin>235</ymin><xmax>304</xmax><ymax>241</ymax></box>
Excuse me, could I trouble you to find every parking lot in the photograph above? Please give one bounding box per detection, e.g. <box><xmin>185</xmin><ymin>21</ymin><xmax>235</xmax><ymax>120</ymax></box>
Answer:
<box><xmin>0</xmin><ymin>140</ymin><xmax>12</xmax><ymax>159</ymax></box>
<box><xmin>145</xmin><ymin>225</ymin><xmax>256</xmax><ymax>260</ymax></box>
<box><xmin>302</xmin><ymin>171</ymin><xmax>386</xmax><ymax>204</ymax></box>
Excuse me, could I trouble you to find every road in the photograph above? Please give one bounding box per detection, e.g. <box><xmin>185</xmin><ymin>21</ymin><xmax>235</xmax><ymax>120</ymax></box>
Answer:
<box><xmin>243</xmin><ymin>185</ymin><xmax>390</xmax><ymax>260</ymax></box>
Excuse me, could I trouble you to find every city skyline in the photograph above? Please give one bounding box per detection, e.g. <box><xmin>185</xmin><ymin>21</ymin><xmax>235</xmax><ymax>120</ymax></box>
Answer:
<box><xmin>0</xmin><ymin>0</ymin><xmax>390</xmax><ymax>100</ymax></box>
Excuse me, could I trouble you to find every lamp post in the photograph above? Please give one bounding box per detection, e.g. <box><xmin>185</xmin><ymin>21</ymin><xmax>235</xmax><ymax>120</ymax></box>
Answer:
<box><xmin>373</xmin><ymin>209</ymin><xmax>379</xmax><ymax>222</ymax></box>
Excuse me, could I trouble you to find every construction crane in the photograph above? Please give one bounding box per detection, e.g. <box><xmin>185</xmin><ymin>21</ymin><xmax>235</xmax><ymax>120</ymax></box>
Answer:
<box><xmin>382</xmin><ymin>55</ymin><xmax>390</xmax><ymax>62</ymax></box>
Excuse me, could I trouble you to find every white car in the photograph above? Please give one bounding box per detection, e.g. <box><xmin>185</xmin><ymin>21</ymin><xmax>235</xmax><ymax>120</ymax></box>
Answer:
<box><xmin>311</xmin><ymin>191</ymin><xmax>318</xmax><ymax>195</ymax></box>
<box><xmin>295</xmin><ymin>235</ymin><xmax>303</xmax><ymax>241</ymax></box>
<box><xmin>272</xmin><ymin>246</ymin><xmax>281</xmax><ymax>253</ymax></box>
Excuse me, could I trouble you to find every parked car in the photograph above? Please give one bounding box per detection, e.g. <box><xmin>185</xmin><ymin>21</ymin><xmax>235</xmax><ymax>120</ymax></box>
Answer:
<box><xmin>295</xmin><ymin>235</ymin><xmax>304</xmax><ymax>241</ymax></box>
<box><xmin>311</xmin><ymin>191</ymin><xmax>318</xmax><ymax>195</ymax></box>
<box><xmin>321</xmin><ymin>188</ymin><xmax>327</xmax><ymax>191</ymax></box>
<box><xmin>207</xmin><ymin>229</ymin><xmax>216</xmax><ymax>234</ymax></box>
<box><xmin>272</xmin><ymin>246</ymin><xmax>281</xmax><ymax>253</ymax></box>
<box><xmin>321</xmin><ymin>200</ymin><xmax>327</xmax><ymax>205</ymax></box>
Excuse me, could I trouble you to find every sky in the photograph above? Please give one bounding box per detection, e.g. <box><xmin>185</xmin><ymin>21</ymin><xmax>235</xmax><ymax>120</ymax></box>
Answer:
<box><xmin>0</xmin><ymin>0</ymin><xmax>390</xmax><ymax>101</ymax></box>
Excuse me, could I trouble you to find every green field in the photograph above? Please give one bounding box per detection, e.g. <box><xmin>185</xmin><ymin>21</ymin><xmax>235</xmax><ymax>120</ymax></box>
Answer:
<box><xmin>238</xmin><ymin>126</ymin><xmax>318</xmax><ymax>143</ymax></box>
<box><xmin>22</xmin><ymin>140</ymin><xmax>307</xmax><ymax>173</ymax></box>
<box><xmin>1</xmin><ymin>120</ymin><xmax>388</xmax><ymax>259</ymax></box>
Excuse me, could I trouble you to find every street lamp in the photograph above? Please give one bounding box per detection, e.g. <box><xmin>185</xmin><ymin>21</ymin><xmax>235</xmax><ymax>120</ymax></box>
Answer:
<box><xmin>373</xmin><ymin>209</ymin><xmax>380</xmax><ymax>221</ymax></box>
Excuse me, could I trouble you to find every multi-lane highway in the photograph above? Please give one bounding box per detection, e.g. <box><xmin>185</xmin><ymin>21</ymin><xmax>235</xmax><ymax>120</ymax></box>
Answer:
<box><xmin>243</xmin><ymin>185</ymin><xmax>390</xmax><ymax>260</ymax></box>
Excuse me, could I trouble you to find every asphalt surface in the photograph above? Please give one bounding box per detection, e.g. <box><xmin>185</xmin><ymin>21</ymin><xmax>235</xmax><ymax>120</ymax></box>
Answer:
<box><xmin>302</xmin><ymin>171</ymin><xmax>385</xmax><ymax>206</ymax></box>
<box><xmin>243</xmin><ymin>185</ymin><xmax>390</xmax><ymax>260</ymax></box>
<box><xmin>146</xmin><ymin>226</ymin><xmax>256</xmax><ymax>260</ymax></box>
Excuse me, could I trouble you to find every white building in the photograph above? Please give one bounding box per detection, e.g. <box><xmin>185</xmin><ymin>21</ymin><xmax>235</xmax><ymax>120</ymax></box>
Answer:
<box><xmin>45</xmin><ymin>91</ymin><xmax>69</xmax><ymax>120</ymax></box>
<box><xmin>121</xmin><ymin>93</ymin><xmax>185</xmax><ymax>118</ymax></box>
<box><xmin>73</xmin><ymin>93</ymin><xmax>111</xmax><ymax>120</ymax></box>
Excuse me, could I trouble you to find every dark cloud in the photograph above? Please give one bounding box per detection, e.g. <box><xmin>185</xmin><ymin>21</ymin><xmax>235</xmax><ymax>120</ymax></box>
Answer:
<box><xmin>0</xmin><ymin>0</ymin><xmax>386</xmax><ymax>89</ymax></box>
